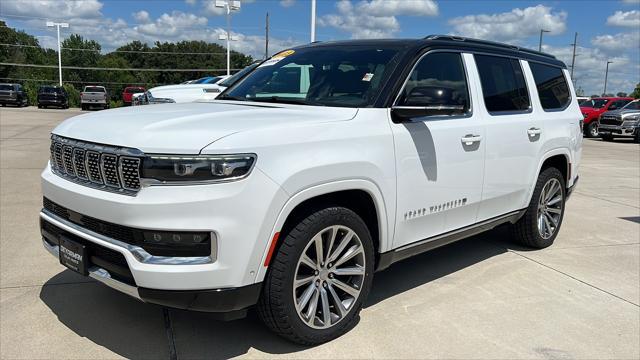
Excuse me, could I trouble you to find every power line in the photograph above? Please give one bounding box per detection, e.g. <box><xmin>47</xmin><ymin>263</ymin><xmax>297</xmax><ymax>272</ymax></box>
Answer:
<box><xmin>0</xmin><ymin>62</ymin><xmax>241</xmax><ymax>72</ymax></box>
<box><xmin>0</xmin><ymin>77</ymin><xmax>160</xmax><ymax>85</ymax></box>
<box><xmin>0</xmin><ymin>43</ymin><xmax>228</xmax><ymax>55</ymax></box>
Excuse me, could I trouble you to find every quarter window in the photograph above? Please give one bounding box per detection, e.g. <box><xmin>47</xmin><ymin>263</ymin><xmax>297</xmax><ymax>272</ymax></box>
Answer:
<box><xmin>397</xmin><ymin>52</ymin><xmax>470</xmax><ymax>115</ymax></box>
<box><xmin>475</xmin><ymin>55</ymin><xmax>530</xmax><ymax>113</ymax></box>
<box><xmin>529</xmin><ymin>62</ymin><xmax>571</xmax><ymax>110</ymax></box>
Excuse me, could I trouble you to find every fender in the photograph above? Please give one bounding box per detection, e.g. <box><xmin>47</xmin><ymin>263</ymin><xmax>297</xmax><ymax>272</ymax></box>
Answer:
<box><xmin>524</xmin><ymin>148</ymin><xmax>572</xmax><ymax>205</ymax></box>
<box><xmin>253</xmin><ymin>178</ymin><xmax>391</xmax><ymax>283</ymax></box>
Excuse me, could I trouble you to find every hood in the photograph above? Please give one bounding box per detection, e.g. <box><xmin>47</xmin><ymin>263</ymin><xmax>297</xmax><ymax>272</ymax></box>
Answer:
<box><xmin>602</xmin><ymin>107</ymin><xmax>640</xmax><ymax>116</ymax></box>
<box><xmin>52</xmin><ymin>101</ymin><xmax>358</xmax><ymax>154</ymax></box>
<box><xmin>149</xmin><ymin>83</ymin><xmax>225</xmax><ymax>93</ymax></box>
<box><xmin>148</xmin><ymin>83</ymin><xmax>227</xmax><ymax>103</ymax></box>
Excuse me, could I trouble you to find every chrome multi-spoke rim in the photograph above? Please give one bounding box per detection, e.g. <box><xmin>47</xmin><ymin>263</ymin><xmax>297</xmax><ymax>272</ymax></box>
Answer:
<box><xmin>293</xmin><ymin>225</ymin><xmax>366</xmax><ymax>329</ymax></box>
<box><xmin>537</xmin><ymin>178</ymin><xmax>563</xmax><ymax>239</ymax></box>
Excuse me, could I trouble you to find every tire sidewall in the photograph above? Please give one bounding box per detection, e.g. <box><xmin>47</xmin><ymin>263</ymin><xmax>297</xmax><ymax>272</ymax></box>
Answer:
<box><xmin>271</xmin><ymin>207</ymin><xmax>375</xmax><ymax>343</ymax></box>
<box><xmin>528</xmin><ymin>168</ymin><xmax>566</xmax><ymax>247</ymax></box>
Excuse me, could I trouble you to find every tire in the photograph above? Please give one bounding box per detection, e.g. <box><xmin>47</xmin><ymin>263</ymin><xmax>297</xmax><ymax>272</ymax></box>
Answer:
<box><xmin>635</xmin><ymin>130</ymin><xmax>640</xmax><ymax>144</ymax></box>
<box><xmin>257</xmin><ymin>207</ymin><xmax>375</xmax><ymax>345</ymax></box>
<box><xmin>81</xmin><ymin>104</ymin><xmax>87</xmax><ymax>111</ymax></box>
<box><xmin>602</xmin><ymin>134</ymin><xmax>614</xmax><ymax>142</ymax></box>
<box><xmin>585</xmin><ymin>122</ymin><xmax>599</xmax><ymax>138</ymax></box>
<box><xmin>511</xmin><ymin>167</ymin><xmax>566</xmax><ymax>249</ymax></box>
<box><xmin>38</xmin><ymin>105</ymin><xmax>43</xmax><ymax>109</ymax></box>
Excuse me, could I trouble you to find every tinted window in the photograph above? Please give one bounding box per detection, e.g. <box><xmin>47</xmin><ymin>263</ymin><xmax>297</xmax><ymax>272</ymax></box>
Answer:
<box><xmin>397</xmin><ymin>52</ymin><xmax>470</xmax><ymax>114</ymax></box>
<box><xmin>581</xmin><ymin>99</ymin><xmax>608</xmax><ymax>108</ymax></box>
<box><xmin>623</xmin><ymin>101</ymin><xmax>640</xmax><ymax>110</ymax></box>
<box><xmin>85</xmin><ymin>86</ymin><xmax>105</xmax><ymax>92</ymax></box>
<box><xmin>225</xmin><ymin>47</ymin><xmax>400</xmax><ymax>107</ymax></box>
<box><xmin>125</xmin><ymin>87</ymin><xmax>144</xmax><ymax>93</ymax></box>
<box><xmin>475</xmin><ymin>55</ymin><xmax>530</xmax><ymax>112</ymax></box>
<box><xmin>529</xmin><ymin>62</ymin><xmax>570</xmax><ymax>110</ymax></box>
<box><xmin>610</xmin><ymin>100</ymin><xmax>630</xmax><ymax>109</ymax></box>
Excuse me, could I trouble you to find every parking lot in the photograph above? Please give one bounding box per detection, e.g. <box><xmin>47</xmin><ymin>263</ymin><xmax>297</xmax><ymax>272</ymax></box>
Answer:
<box><xmin>0</xmin><ymin>106</ymin><xmax>638</xmax><ymax>359</ymax></box>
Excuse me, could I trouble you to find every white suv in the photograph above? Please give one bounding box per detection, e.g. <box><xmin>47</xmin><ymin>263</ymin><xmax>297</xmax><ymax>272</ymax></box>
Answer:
<box><xmin>40</xmin><ymin>36</ymin><xmax>582</xmax><ymax>344</ymax></box>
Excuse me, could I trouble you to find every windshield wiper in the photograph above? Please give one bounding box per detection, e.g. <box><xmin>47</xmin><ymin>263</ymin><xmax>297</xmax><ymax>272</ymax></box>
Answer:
<box><xmin>216</xmin><ymin>94</ymin><xmax>248</xmax><ymax>101</ymax></box>
<box><xmin>251</xmin><ymin>96</ymin><xmax>325</xmax><ymax>106</ymax></box>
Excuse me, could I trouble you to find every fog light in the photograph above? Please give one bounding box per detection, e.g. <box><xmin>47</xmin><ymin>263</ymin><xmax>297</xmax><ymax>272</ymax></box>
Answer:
<box><xmin>141</xmin><ymin>231</ymin><xmax>212</xmax><ymax>257</ymax></box>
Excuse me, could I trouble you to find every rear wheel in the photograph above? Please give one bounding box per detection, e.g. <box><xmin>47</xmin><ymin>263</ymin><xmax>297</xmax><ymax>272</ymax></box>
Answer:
<box><xmin>257</xmin><ymin>207</ymin><xmax>374</xmax><ymax>345</ymax></box>
<box><xmin>585</xmin><ymin>122</ymin><xmax>599</xmax><ymax>138</ymax></box>
<box><xmin>511</xmin><ymin>167</ymin><xmax>566</xmax><ymax>249</ymax></box>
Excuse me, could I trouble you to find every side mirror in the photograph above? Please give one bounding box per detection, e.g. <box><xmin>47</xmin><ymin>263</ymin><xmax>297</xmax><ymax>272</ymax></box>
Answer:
<box><xmin>392</xmin><ymin>86</ymin><xmax>466</xmax><ymax>122</ymax></box>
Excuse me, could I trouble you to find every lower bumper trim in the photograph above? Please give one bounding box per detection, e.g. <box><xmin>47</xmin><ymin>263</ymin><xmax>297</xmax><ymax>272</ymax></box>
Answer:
<box><xmin>138</xmin><ymin>283</ymin><xmax>262</xmax><ymax>313</ymax></box>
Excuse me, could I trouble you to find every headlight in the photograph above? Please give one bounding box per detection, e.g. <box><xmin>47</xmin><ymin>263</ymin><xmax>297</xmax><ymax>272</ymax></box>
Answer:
<box><xmin>141</xmin><ymin>154</ymin><xmax>256</xmax><ymax>183</ymax></box>
<box><xmin>624</xmin><ymin>115</ymin><xmax>639</xmax><ymax>121</ymax></box>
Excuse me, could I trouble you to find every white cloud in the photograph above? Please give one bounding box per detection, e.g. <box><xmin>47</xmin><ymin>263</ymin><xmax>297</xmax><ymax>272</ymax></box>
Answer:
<box><xmin>606</xmin><ymin>10</ymin><xmax>640</xmax><ymax>27</ymax></box>
<box><xmin>592</xmin><ymin>31</ymin><xmax>640</xmax><ymax>51</ymax></box>
<box><xmin>542</xmin><ymin>44</ymin><xmax>638</xmax><ymax>96</ymax></box>
<box><xmin>132</xmin><ymin>10</ymin><xmax>151</xmax><ymax>23</ymax></box>
<box><xmin>448</xmin><ymin>5</ymin><xmax>567</xmax><ymax>43</ymax></box>
<box><xmin>280</xmin><ymin>0</ymin><xmax>295</xmax><ymax>7</ymax></box>
<box><xmin>319</xmin><ymin>0</ymin><xmax>438</xmax><ymax>39</ymax></box>
<box><xmin>622</xmin><ymin>0</ymin><xmax>639</xmax><ymax>4</ymax></box>
<box><xmin>0</xmin><ymin>0</ymin><xmax>103</xmax><ymax>19</ymax></box>
<box><xmin>135</xmin><ymin>11</ymin><xmax>208</xmax><ymax>37</ymax></box>
<box><xmin>185</xmin><ymin>0</ymin><xmax>197</xmax><ymax>5</ymax></box>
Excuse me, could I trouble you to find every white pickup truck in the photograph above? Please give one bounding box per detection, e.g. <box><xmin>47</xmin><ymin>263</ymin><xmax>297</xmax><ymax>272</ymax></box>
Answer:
<box><xmin>80</xmin><ymin>86</ymin><xmax>109</xmax><ymax>110</ymax></box>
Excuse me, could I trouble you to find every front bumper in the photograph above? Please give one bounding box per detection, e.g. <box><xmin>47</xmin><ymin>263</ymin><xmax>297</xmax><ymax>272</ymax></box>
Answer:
<box><xmin>42</xmin><ymin>232</ymin><xmax>261</xmax><ymax>314</ymax></box>
<box><xmin>598</xmin><ymin>124</ymin><xmax>638</xmax><ymax>137</ymax></box>
<box><xmin>41</xmin><ymin>163</ymin><xmax>286</xmax><ymax>290</ymax></box>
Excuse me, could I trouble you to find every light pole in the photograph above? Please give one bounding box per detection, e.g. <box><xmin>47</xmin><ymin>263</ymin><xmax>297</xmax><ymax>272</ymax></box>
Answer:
<box><xmin>215</xmin><ymin>0</ymin><xmax>241</xmax><ymax>76</ymax></box>
<box><xmin>538</xmin><ymin>29</ymin><xmax>550</xmax><ymax>52</ymax></box>
<box><xmin>603</xmin><ymin>61</ymin><xmax>613</xmax><ymax>96</ymax></box>
<box><xmin>46</xmin><ymin>21</ymin><xmax>69</xmax><ymax>86</ymax></box>
<box><xmin>310</xmin><ymin>0</ymin><xmax>316</xmax><ymax>42</ymax></box>
<box><xmin>569</xmin><ymin>32</ymin><xmax>578</xmax><ymax>80</ymax></box>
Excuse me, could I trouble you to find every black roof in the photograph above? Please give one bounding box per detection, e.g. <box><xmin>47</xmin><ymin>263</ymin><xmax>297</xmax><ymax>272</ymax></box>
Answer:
<box><xmin>299</xmin><ymin>35</ymin><xmax>566</xmax><ymax>68</ymax></box>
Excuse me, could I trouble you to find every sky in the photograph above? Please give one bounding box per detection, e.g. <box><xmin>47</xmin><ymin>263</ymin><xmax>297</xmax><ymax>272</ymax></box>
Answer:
<box><xmin>0</xmin><ymin>0</ymin><xmax>638</xmax><ymax>95</ymax></box>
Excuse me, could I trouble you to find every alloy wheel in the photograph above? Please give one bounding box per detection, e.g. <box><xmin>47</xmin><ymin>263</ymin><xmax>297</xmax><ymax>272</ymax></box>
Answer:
<box><xmin>293</xmin><ymin>225</ymin><xmax>366</xmax><ymax>329</ymax></box>
<box><xmin>537</xmin><ymin>178</ymin><xmax>563</xmax><ymax>239</ymax></box>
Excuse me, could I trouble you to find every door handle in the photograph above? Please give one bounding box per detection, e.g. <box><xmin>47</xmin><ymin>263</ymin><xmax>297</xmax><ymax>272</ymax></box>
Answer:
<box><xmin>527</xmin><ymin>127</ymin><xmax>542</xmax><ymax>137</ymax></box>
<box><xmin>461</xmin><ymin>134</ymin><xmax>482</xmax><ymax>145</ymax></box>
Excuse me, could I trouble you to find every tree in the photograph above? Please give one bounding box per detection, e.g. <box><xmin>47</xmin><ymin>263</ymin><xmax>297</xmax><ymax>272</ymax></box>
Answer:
<box><xmin>616</xmin><ymin>92</ymin><xmax>628</xmax><ymax>97</ymax></box>
<box><xmin>631</xmin><ymin>83</ymin><xmax>640</xmax><ymax>99</ymax></box>
<box><xmin>590</xmin><ymin>94</ymin><xmax>600</xmax><ymax>98</ymax></box>
<box><xmin>575</xmin><ymin>86</ymin><xmax>585</xmax><ymax>96</ymax></box>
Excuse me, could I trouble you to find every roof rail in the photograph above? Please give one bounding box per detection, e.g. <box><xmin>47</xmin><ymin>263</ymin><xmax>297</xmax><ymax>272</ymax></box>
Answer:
<box><xmin>424</xmin><ymin>35</ymin><xmax>557</xmax><ymax>59</ymax></box>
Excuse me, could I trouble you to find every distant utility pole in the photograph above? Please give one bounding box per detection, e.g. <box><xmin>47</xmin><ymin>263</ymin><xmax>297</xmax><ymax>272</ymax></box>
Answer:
<box><xmin>570</xmin><ymin>32</ymin><xmax>578</xmax><ymax>80</ymax></box>
<box><xmin>46</xmin><ymin>21</ymin><xmax>69</xmax><ymax>86</ymax></box>
<box><xmin>310</xmin><ymin>0</ymin><xmax>316</xmax><ymax>42</ymax></box>
<box><xmin>603</xmin><ymin>60</ymin><xmax>613</xmax><ymax>96</ymax></box>
<box><xmin>538</xmin><ymin>29</ymin><xmax>550</xmax><ymax>52</ymax></box>
<box><xmin>216</xmin><ymin>0</ymin><xmax>241</xmax><ymax>76</ymax></box>
<box><xmin>265</xmin><ymin>12</ymin><xmax>269</xmax><ymax>59</ymax></box>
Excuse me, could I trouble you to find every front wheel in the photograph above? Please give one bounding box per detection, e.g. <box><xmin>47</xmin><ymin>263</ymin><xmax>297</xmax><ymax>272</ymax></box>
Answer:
<box><xmin>257</xmin><ymin>207</ymin><xmax>374</xmax><ymax>345</ymax></box>
<box><xmin>585</xmin><ymin>122</ymin><xmax>599</xmax><ymax>138</ymax></box>
<box><xmin>511</xmin><ymin>167</ymin><xmax>566</xmax><ymax>249</ymax></box>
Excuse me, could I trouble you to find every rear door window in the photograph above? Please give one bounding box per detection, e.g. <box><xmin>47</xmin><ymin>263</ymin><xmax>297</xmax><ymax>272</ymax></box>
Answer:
<box><xmin>529</xmin><ymin>62</ymin><xmax>571</xmax><ymax>110</ymax></box>
<box><xmin>475</xmin><ymin>55</ymin><xmax>530</xmax><ymax>113</ymax></box>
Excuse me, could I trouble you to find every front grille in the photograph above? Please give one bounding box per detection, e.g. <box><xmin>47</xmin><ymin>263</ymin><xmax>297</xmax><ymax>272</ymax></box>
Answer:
<box><xmin>600</xmin><ymin>115</ymin><xmax>622</xmax><ymax>126</ymax></box>
<box><xmin>41</xmin><ymin>219</ymin><xmax>136</xmax><ymax>286</ymax></box>
<box><xmin>50</xmin><ymin>135</ymin><xmax>143</xmax><ymax>195</ymax></box>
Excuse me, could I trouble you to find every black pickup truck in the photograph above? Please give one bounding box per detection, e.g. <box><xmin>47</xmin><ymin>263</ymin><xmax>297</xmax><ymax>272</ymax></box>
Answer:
<box><xmin>0</xmin><ymin>83</ymin><xmax>29</xmax><ymax>107</ymax></box>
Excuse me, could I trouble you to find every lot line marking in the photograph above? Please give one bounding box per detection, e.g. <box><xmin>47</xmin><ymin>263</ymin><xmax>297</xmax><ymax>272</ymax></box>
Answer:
<box><xmin>573</xmin><ymin>191</ymin><xmax>640</xmax><ymax>210</ymax></box>
<box><xmin>163</xmin><ymin>308</ymin><xmax>178</xmax><ymax>360</ymax></box>
<box><xmin>507</xmin><ymin>250</ymin><xmax>639</xmax><ymax>308</ymax></box>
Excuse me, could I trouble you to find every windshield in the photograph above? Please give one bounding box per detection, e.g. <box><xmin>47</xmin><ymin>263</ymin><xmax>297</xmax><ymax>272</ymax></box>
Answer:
<box><xmin>218</xmin><ymin>63</ymin><xmax>259</xmax><ymax>88</ymax></box>
<box><xmin>581</xmin><ymin>99</ymin><xmax>608</xmax><ymax>108</ymax></box>
<box><xmin>194</xmin><ymin>77</ymin><xmax>220</xmax><ymax>84</ymax></box>
<box><xmin>125</xmin><ymin>87</ymin><xmax>144</xmax><ymax>93</ymax></box>
<box><xmin>223</xmin><ymin>46</ymin><xmax>401</xmax><ymax>107</ymax></box>
<box><xmin>85</xmin><ymin>86</ymin><xmax>105</xmax><ymax>92</ymax></box>
<box><xmin>622</xmin><ymin>100</ymin><xmax>640</xmax><ymax>110</ymax></box>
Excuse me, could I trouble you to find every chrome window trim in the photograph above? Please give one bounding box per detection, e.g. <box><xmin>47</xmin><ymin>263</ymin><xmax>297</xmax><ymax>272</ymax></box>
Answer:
<box><xmin>392</xmin><ymin>49</ymin><xmax>474</xmax><ymax>121</ymax></box>
<box><xmin>41</xmin><ymin>209</ymin><xmax>217</xmax><ymax>265</ymax></box>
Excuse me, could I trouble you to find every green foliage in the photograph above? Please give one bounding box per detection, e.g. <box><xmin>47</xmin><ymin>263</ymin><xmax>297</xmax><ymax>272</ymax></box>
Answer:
<box><xmin>109</xmin><ymin>99</ymin><xmax>123</xmax><ymax>108</ymax></box>
<box><xmin>0</xmin><ymin>21</ymin><xmax>255</xmax><ymax>108</ymax></box>
<box><xmin>631</xmin><ymin>83</ymin><xmax>640</xmax><ymax>99</ymax></box>
<box><xmin>63</xmin><ymin>83</ymin><xmax>81</xmax><ymax>108</ymax></box>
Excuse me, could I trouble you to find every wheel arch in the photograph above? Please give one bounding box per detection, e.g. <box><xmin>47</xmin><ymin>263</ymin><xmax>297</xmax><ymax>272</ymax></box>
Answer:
<box><xmin>525</xmin><ymin>149</ymin><xmax>571</xmax><ymax>205</ymax></box>
<box><xmin>254</xmin><ymin>179</ymin><xmax>390</xmax><ymax>283</ymax></box>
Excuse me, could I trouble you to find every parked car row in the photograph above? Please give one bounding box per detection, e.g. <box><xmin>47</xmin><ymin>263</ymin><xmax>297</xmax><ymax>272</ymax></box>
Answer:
<box><xmin>579</xmin><ymin>96</ymin><xmax>634</xmax><ymax>138</ymax></box>
<box><xmin>597</xmin><ymin>99</ymin><xmax>640</xmax><ymax>142</ymax></box>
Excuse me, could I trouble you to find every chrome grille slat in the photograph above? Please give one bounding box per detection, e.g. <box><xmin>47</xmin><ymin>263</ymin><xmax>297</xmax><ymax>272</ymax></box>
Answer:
<box><xmin>49</xmin><ymin>135</ymin><xmax>143</xmax><ymax>196</ymax></box>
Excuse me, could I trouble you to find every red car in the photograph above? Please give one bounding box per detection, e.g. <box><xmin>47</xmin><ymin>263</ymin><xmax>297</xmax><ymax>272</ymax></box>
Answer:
<box><xmin>580</xmin><ymin>97</ymin><xmax>633</xmax><ymax>138</ymax></box>
<box><xmin>122</xmin><ymin>86</ymin><xmax>146</xmax><ymax>105</ymax></box>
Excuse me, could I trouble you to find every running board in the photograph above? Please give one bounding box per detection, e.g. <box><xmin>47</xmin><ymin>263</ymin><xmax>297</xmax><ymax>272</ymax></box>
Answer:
<box><xmin>376</xmin><ymin>209</ymin><xmax>526</xmax><ymax>271</ymax></box>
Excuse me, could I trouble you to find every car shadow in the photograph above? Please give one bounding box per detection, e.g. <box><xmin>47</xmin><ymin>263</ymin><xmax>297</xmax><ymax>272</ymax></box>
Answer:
<box><xmin>39</xmin><ymin>227</ymin><xmax>514</xmax><ymax>359</ymax></box>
